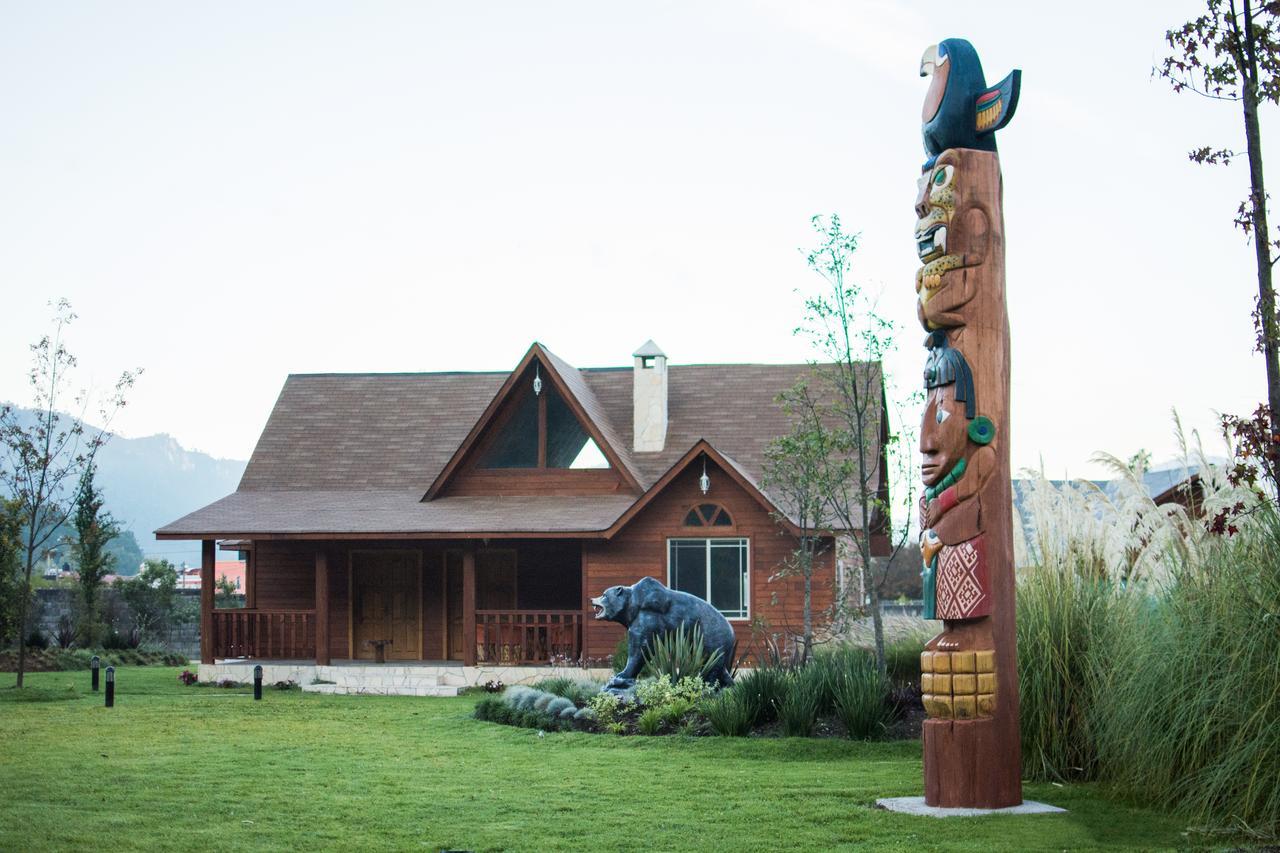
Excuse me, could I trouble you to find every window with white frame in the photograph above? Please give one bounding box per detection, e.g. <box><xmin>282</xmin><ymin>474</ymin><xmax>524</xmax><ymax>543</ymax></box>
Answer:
<box><xmin>667</xmin><ymin>538</ymin><xmax>749</xmax><ymax>619</ymax></box>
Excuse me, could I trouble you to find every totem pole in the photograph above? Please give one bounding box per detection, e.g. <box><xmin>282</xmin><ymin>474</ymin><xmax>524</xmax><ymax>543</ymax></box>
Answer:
<box><xmin>914</xmin><ymin>39</ymin><xmax>1022</xmax><ymax>809</ymax></box>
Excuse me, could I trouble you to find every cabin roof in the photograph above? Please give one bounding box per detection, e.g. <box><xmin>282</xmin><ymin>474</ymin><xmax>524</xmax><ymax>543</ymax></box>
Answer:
<box><xmin>157</xmin><ymin>347</ymin><xmax>884</xmax><ymax>539</ymax></box>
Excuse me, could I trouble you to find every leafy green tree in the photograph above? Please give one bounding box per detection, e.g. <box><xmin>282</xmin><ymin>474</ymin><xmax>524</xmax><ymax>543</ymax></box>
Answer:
<box><xmin>69</xmin><ymin>462</ymin><xmax>119</xmax><ymax>646</ymax></box>
<box><xmin>214</xmin><ymin>574</ymin><xmax>242</xmax><ymax>609</ymax></box>
<box><xmin>787</xmin><ymin>214</ymin><xmax>917</xmax><ymax>676</ymax></box>
<box><xmin>0</xmin><ymin>299</ymin><xmax>140</xmax><ymax>685</ymax></box>
<box><xmin>1158</xmin><ymin>0</ymin><xmax>1280</xmax><ymax>492</ymax></box>
<box><xmin>0</xmin><ymin>498</ymin><xmax>27</xmax><ymax>647</ymax></box>
<box><xmin>116</xmin><ymin>559</ymin><xmax>178</xmax><ymax>641</ymax></box>
<box><xmin>763</xmin><ymin>378</ymin><xmax>835</xmax><ymax>665</ymax></box>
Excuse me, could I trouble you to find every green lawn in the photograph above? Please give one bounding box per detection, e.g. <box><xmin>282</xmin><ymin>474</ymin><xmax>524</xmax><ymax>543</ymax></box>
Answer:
<box><xmin>0</xmin><ymin>668</ymin><xmax>1197</xmax><ymax>852</ymax></box>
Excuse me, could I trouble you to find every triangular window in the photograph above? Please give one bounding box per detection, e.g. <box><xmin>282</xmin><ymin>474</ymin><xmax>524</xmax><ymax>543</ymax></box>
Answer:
<box><xmin>477</xmin><ymin>362</ymin><xmax>611</xmax><ymax>470</ymax></box>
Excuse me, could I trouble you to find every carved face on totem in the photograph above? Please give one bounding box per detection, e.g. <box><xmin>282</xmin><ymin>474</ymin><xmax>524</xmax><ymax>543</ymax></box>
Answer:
<box><xmin>920</xmin><ymin>384</ymin><xmax>969</xmax><ymax>488</ymax></box>
<box><xmin>914</xmin><ymin>151</ymin><xmax>960</xmax><ymax>299</ymax></box>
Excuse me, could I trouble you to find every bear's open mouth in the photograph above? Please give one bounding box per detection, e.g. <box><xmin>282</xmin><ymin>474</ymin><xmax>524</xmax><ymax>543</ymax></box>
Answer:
<box><xmin>591</xmin><ymin>601</ymin><xmax>605</xmax><ymax>619</ymax></box>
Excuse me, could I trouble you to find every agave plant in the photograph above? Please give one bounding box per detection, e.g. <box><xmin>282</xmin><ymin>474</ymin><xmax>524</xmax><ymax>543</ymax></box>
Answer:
<box><xmin>642</xmin><ymin>623</ymin><xmax>723</xmax><ymax>683</ymax></box>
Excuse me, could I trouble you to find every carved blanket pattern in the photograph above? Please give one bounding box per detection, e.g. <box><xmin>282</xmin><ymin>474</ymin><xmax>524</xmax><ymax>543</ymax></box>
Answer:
<box><xmin>935</xmin><ymin>536</ymin><xmax>991</xmax><ymax>620</ymax></box>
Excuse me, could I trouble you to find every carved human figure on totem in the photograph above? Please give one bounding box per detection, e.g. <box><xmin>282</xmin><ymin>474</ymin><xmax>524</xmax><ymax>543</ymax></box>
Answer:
<box><xmin>918</xmin><ymin>337</ymin><xmax>995</xmax><ymax>632</ymax></box>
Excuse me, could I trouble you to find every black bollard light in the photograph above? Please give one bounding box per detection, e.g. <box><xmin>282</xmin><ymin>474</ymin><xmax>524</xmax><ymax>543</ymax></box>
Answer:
<box><xmin>253</xmin><ymin>665</ymin><xmax>263</xmax><ymax>701</ymax></box>
<box><xmin>91</xmin><ymin>655</ymin><xmax>100</xmax><ymax>692</ymax></box>
<box><xmin>104</xmin><ymin>666</ymin><xmax>115</xmax><ymax>708</ymax></box>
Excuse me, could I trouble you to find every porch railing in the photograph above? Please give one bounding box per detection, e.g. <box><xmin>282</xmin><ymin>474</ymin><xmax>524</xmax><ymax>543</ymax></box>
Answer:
<box><xmin>212</xmin><ymin>609</ymin><xmax>316</xmax><ymax>660</ymax></box>
<box><xmin>476</xmin><ymin>610</ymin><xmax>583</xmax><ymax>665</ymax></box>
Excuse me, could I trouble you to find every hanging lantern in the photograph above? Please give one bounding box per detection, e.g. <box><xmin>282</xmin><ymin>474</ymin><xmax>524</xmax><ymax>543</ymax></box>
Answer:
<box><xmin>533</xmin><ymin>364</ymin><xmax>543</xmax><ymax>396</ymax></box>
<box><xmin>699</xmin><ymin>457</ymin><xmax>711</xmax><ymax>495</ymax></box>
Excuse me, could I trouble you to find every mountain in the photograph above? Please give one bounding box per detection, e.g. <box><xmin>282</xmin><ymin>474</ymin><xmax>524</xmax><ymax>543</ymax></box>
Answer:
<box><xmin>4</xmin><ymin>408</ymin><xmax>246</xmax><ymax>569</ymax></box>
<box><xmin>95</xmin><ymin>432</ymin><xmax>246</xmax><ymax>568</ymax></box>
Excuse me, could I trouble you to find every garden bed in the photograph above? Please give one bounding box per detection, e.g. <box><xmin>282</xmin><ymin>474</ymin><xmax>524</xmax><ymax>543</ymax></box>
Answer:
<box><xmin>0</xmin><ymin>647</ymin><xmax>188</xmax><ymax>672</ymax></box>
<box><xmin>475</xmin><ymin>644</ymin><xmax>923</xmax><ymax>740</ymax></box>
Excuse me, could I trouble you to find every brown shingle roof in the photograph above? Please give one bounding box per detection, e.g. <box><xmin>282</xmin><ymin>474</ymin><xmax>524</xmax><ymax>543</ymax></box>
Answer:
<box><xmin>159</xmin><ymin>490</ymin><xmax>637</xmax><ymax>537</ymax></box>
<box><xmin>157</xmin><ymin>349</ymin><xmax>884</xmax><ymax>538</ymax></box>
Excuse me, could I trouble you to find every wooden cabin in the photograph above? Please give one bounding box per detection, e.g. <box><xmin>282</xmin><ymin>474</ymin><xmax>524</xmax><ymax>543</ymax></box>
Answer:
<box><xmin>158</xmin><ymin>342</ymin><xmax>889</xmax><ymax>674</ymax></box>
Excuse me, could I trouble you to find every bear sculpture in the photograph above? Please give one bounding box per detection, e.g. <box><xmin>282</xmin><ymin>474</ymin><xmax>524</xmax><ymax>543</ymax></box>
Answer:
<box><xmin>590</xmin><ymin>577</ymin><xmax>736</xmax><ymax>691</ymax></box>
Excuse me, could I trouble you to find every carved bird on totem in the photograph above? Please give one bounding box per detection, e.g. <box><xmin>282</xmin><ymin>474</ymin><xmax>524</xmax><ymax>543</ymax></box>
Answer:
<box><xmin>920</xmin><ymin>38</ymin><xmax>1020</xmax><ymax>166</ymax></box>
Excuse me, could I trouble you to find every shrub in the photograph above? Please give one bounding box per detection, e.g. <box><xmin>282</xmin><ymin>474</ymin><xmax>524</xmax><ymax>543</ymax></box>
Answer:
<box><xmin>734</xmin><ymin>666</ymin><xmax>787</xmax><ymax>726</ymax></box>
<box><xmin>545</xmin><ymin>697</ymin><xmax>574</xmax><ymax>717</ymax></box>
<box><xmin>662</xmin><ymin>698</ymin><xmax>693</xmax><ymax>726</ymax></box>
<box><xmin>642</xmin><ymin>623</ymin><xmax>723</xmax><ymax>683</ymax></box>
<box><xmin>482</xmin><ymin>679</ymin><xmax>504</xmax><ymax>693</ymax></box>
<box><xmin>533</xmin><ymin>677</ymin><xmax>600</xmax><ymax>705</ymax></box>
<box><xmin>637</xmin><ymin>706</ymin><xmax>665</xmax><ymax>736</ymax></box>
<box><xmin>832</xmin><ymin>654</ymin><xmax>890</xmax><ymax>739</ymax></box>
<box><xmin>778</xmin><ymin>671</ymin><xmax>822</xmax><ymax>737</ymax></box>
<box><xmin>100</xmin><ymin>630</ymin><xmax>131</xmax><ymax>650</ymax></box>
<box><xmin>701</xmin><ymin>689</ymin><xmax>754</xmax><ymax>736</ymax></box>
<box><xmin>474</xmin><ymin>696</ymin><xmax>511</xmax><ymax>724</ymax></box>
<box><xmin>885</xmin><ymin>632</ymin><xmax>930</xmax><ymax>685</ymax></box>
<box><xmin>25</xmin><ymin>629</ymin><xmax>48</xmax><ymax>650</ymax></box>
<box><xmin>587</xmin><ymin>692</ymin><xmax>626</xmax><ymax>728</ymax></box>
<box><xmin>177</xmin><ymin>670</ymin><xmax>198</xmax><ymax>686</ymax></box>
<box><xmin>54</xmin><ymin>616</ymin><xmax>76</xmax><ymax>649</ymax></box>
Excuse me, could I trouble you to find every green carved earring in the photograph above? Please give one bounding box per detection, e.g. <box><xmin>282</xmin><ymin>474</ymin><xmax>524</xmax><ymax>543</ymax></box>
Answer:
<box><xmin>967</xmin><ymin>416</ymin><xmax>995</xmax><ymax>445</ymax></box>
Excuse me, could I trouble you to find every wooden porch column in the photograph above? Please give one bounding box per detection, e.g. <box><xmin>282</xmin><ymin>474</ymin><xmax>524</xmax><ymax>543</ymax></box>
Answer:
<box><xmin>462</xmin><ymin>547</ymin><xmax>476</xmax><ymax>666</ymax></box>
<box><xmin>245</xmin><ymin>546</ymin><xmax>257</xmax><ymax>609</ymax></box>
<box><xmin>200</xmin><ymin>539</ymin><xmax>215</xmax><ymax>664</ymax></box>
<box><xmin>315</xmin><ymin>550</ymin><xmax>331</xmax><ymax>665</ymax></box>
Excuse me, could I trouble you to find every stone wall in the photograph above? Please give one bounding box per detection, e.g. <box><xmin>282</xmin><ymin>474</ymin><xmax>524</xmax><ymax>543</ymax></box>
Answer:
<box><xmin>29</xmin><ymin>587</ymin><xmax>242</xmax><ymax>657</ymax></box>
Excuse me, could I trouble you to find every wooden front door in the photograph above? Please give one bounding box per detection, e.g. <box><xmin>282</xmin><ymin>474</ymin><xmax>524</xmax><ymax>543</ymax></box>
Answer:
<box><xmin>350</xmin><ymin>551</ymin><xmax>421</xmax><ymax>660</ymax></box>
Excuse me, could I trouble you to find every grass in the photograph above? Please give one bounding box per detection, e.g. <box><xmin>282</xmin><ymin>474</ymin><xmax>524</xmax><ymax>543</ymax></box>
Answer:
<box><xmin>0</xmin><ymin>667</ymin><xmax>1207</xmax><ymax>852</ymax></box>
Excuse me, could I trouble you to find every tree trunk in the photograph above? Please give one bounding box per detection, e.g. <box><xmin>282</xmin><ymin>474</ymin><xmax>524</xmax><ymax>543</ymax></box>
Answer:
<box><xmin>865</xmin><ymin>552</ymin><xmax>886</xmax><ymax>676</ymax></box>
<box><xmin>802</xmin><ymin>553</ymin><xmax>813</xmax><ymax>665</ymax></box>
<box><xmin>1241</xmin><ymin>13</ymin><xmax>1280</xmax><ymax>442</ymax></box>
<box><xmin>15</xmin><ymin>548</ymin><xmax>35</xmax><ymax>688</ymax></box>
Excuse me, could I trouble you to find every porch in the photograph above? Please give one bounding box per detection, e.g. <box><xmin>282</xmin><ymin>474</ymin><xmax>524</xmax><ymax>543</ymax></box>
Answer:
<box><xmin>197</xmin><ymin>538</ymin><xmax>594</xmax><ymax>668</ymax></box>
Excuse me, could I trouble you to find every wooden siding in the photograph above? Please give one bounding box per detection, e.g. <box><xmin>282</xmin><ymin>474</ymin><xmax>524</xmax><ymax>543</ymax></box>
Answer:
<box><xmin>244</xmin><ymin>472</ymin><xmax>841</xmax><ymax>666</ymax></box>
<box><xmin>443</xmin><ymin>467</ymin><xmax>630</xmax><ymax>497</ymax></box>
<box><xmin>583</xmin><ymin>457</ymin><xmax>838</xmax><ymax>663</ymax></box>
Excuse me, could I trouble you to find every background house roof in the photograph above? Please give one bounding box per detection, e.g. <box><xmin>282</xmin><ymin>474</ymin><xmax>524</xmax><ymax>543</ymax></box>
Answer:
<box><xmin>159</xmin><ymin>352</ymin><xmax>885</xmax><ymax>538</ymax></box>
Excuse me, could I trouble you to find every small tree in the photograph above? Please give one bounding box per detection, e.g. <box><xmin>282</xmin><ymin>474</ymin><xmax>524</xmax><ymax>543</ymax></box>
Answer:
<box><xmin>116</xmin><ymin>559</ymin><xmax>179</xmax><ymax>642</ymax></box>
<box><xmin>214</xmin><ymin>574</ymin><xmax>242</xmax><ymax>609</ymax></box>
<box><xmin>69</xmin><ymin>462</ymin><xmax>119</xmax><ymax>646</ymax></box>
<box><xmin>1158</xmin><ymin>0</ymin><xmax>1280</xmax><ymax>493</ymax></box>
<box><xmin>790</xmin><ymin>214</ymin><xmax>917</xmax><ymax>676</ymax></box>
<box><xmin>0</xmin><ymin>498</ymin><xmax>26</xmax><ymax>647</ymax></box>
<box><xmin>763</xmin><ymin>378</ymin><xmax>835</xmax><ymax>665</ymax></box>
<box><xmin>0</xmin><ymin>300</ymin><xmax>139</xmax><ymax>686</ymax></box>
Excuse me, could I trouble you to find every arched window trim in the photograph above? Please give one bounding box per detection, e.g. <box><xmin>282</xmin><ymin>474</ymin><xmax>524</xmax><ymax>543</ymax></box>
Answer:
<box><xmin>683</xmin><ymin>503</ymin><xmax>733</xmax><ymax>527</ymax></box>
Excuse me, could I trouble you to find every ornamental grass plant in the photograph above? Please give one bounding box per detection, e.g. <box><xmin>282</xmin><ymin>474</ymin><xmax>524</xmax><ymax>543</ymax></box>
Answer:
<box><xmin>1091</xmin><ymin>506</ymin><xmax>1280</xmax><ymax>837</ymax></box>
<box><xmin>1014</xmin><ymin>426</ymin><xmax>1279</xmax><ymax>837</ymax></box>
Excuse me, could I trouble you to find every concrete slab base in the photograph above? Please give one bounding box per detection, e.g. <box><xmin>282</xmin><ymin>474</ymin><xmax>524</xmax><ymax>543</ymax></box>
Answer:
<box><xmin>875</xmin><ymin>797</ymin><xmax>1066</xmax><ymax>818</ymax></box>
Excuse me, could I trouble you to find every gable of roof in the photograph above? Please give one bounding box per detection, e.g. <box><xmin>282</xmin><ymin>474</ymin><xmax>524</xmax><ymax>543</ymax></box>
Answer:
<box><xmin>421</xmin><ymin>343</ymin><xmax>641</xmax><ymax>499</ymax></box>
<box><xmin>603</xmin><ymin>440</ymin><xmax>804</xmax><ymax>538</ymax></box>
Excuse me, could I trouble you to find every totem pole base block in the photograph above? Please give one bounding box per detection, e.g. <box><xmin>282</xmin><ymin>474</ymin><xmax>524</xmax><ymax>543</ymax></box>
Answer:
<box><xmin>875</xmin><ymin>797</ymin><xmax>1066</xmax><ymax>818</ymax></box>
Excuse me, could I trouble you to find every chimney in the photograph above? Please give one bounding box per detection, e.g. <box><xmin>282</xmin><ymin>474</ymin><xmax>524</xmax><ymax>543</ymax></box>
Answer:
<box><xmin>632</xmin><ymin>339</ymin><xmax>668</xmax><ymax>452</ymax></box>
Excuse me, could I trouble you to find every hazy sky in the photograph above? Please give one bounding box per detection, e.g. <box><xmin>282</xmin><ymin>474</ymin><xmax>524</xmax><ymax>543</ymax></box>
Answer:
<box><xmin>0</xmin><ymin>1</ymin><xmax>1268</xmax><ymax>481</ymax></box>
